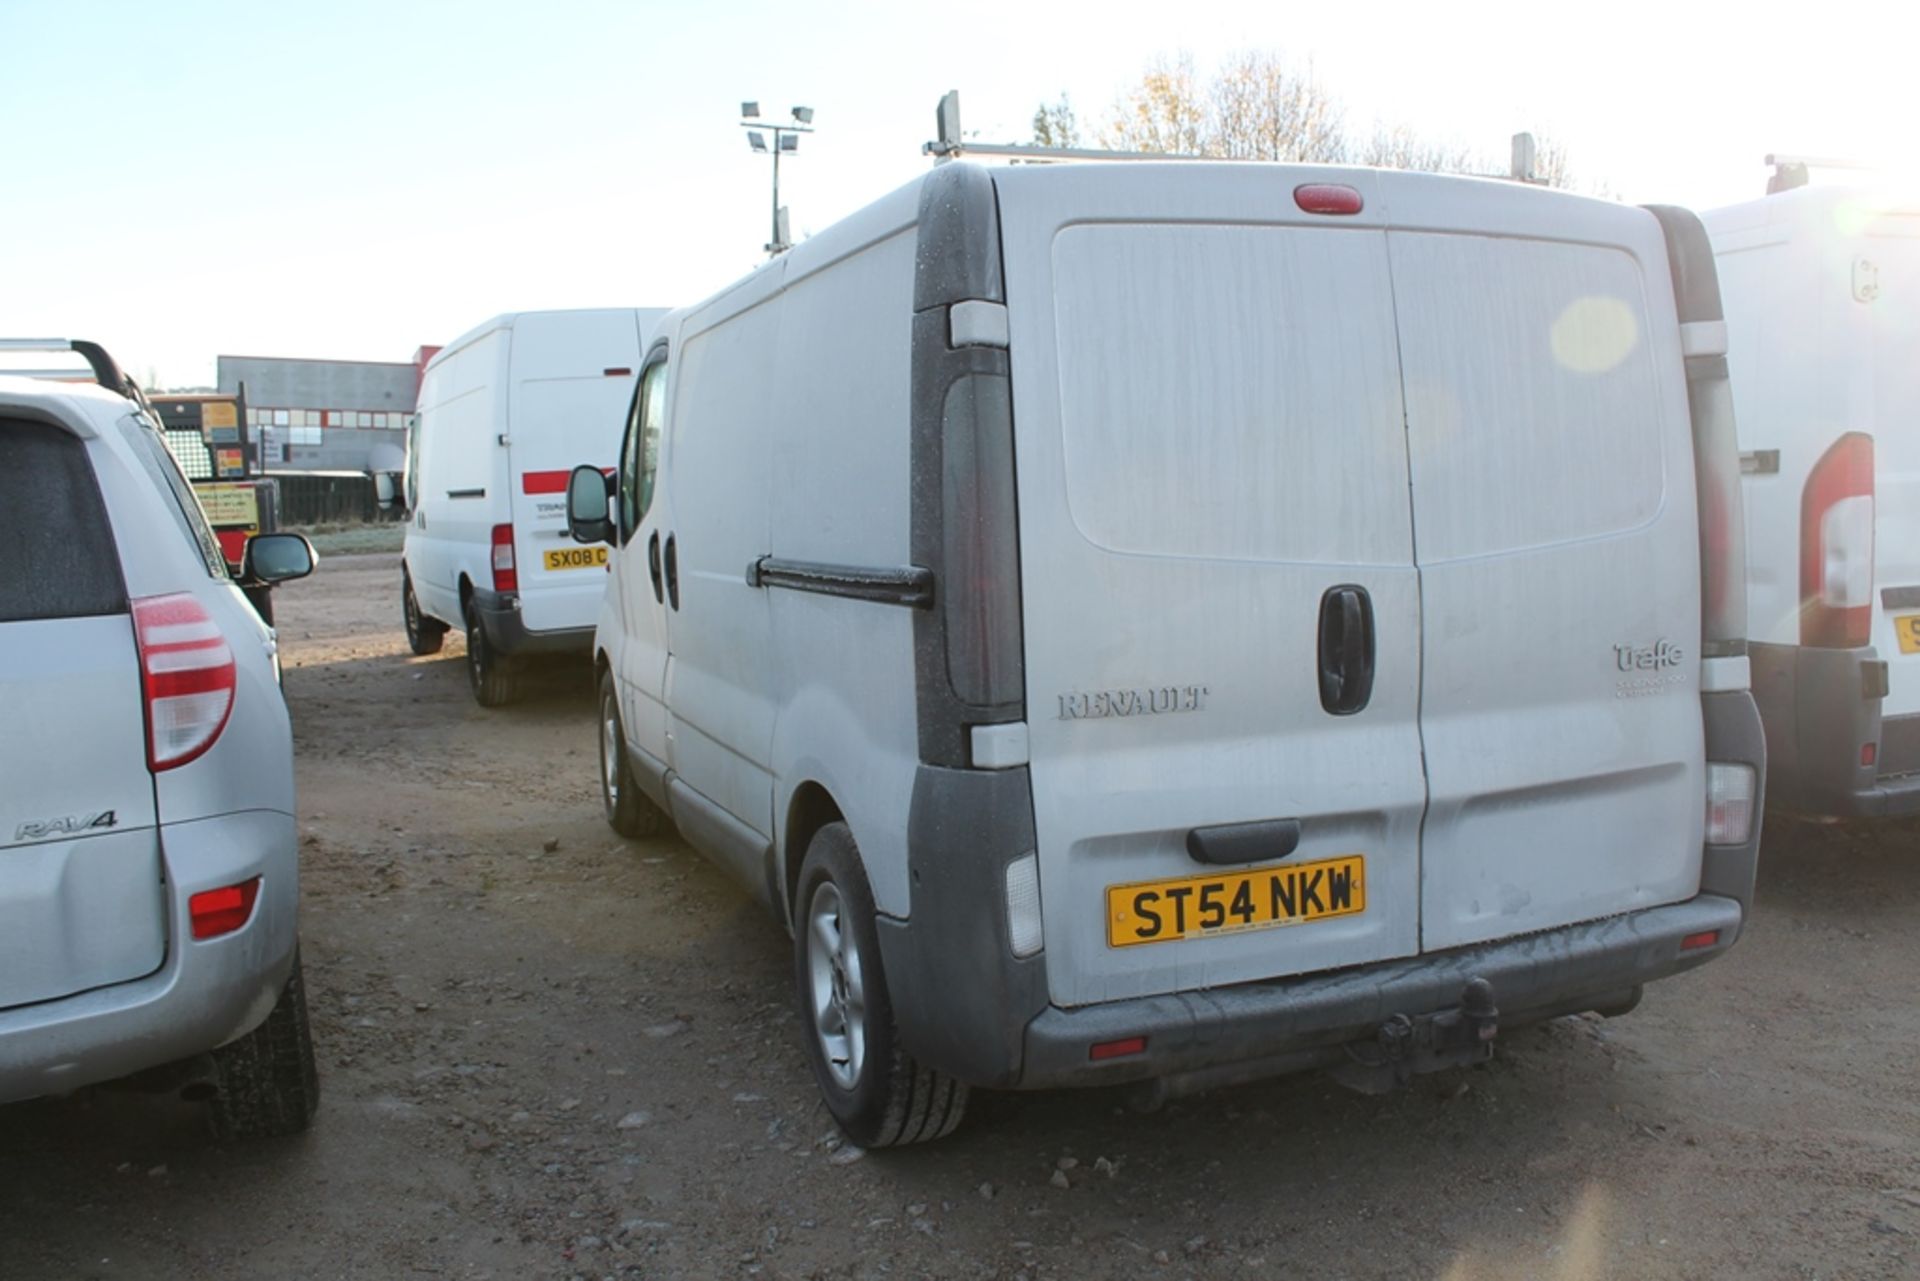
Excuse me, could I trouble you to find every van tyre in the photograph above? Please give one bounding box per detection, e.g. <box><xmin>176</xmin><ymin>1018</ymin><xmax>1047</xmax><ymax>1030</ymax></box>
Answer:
<box><xmin>464</xmin><ymin>598</ymin><xmax>517</xmax><ymax>706</ymax></box>
<box><xmin>208</xmin><ymin>952</ymin><xmax>320</xmax><ymax>1140</ymax></box>
<box><xmin>794</xmin><ymin>822</ymin><xmax>968</xmax><ymax>1148</ymax></box>
<box><xmin>403</xmin><ymin>570</ymin><xmax>446</xmax><ymax>655</ymax></box>
<box><xmin>599</xmin><ymin>669</ymin><xmax>664</xmax><ymax>838</ymax></box>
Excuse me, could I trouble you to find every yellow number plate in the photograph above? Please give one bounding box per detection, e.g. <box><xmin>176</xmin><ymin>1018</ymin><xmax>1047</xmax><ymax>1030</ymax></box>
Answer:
<box><xmin>544</xmin><ymin>546</ymin><xmax>609</xmax><ymax>571</ymax></box>
<box><xmin>1106</xmin><ymin>855</ymin><xmax>1366</xmax><ymax>948</ymax></box>
<box><xmin>1897</xmin><ymin>615</ymin><xmax>1920</xmax><ymax>655</ymax></box>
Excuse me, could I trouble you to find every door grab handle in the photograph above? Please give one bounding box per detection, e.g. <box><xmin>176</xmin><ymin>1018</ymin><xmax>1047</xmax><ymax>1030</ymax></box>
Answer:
<box><xmin>647</xmin><ymin>531</ymin><xmax>664</xmax><ymax>604</ymax></box>
<box><xmin>1317</xmin><ymin>584</ymin><xmax>1375</xmax><ymax>716</ymax></box>
<box><xmin>1187</xmin><ymin>818</ymin><xmax>1303</xmax><ymax>866</ymax></box>
<box><xmin>664</xmin><ymin>534</ymin><xmax>679</xmax><ymax>610</ymax></box>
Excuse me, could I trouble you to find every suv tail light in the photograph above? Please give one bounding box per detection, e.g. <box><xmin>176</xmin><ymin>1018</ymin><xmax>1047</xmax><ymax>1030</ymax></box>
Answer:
<box><xmin>133</xmin><ymin>593</ymin><xmax>236</xmax><ymax>771</ymax></box>
<box><xmin>1801</xmin><ymin>432</ymin><xmax>1874</xmax><ymax>648</ymax></box>
<box><xmin>491</xmin><ymin>523</ymin><xmax>518</xmax><ymax>593</ymax></box>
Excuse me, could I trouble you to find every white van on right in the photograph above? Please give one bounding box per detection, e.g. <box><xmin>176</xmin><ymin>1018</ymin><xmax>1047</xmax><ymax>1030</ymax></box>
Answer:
<box><xmin>1705</xmin><ymin>181</ymin><xmax>1920</xmax><ymax>816</ymax></box>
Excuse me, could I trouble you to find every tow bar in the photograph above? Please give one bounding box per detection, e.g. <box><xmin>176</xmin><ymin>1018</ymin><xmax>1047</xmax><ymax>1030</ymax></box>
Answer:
<box><xmin>1327</xmin><ymin>977</ymin><xmax>1500</xmax><ymax>1095</ymax></box>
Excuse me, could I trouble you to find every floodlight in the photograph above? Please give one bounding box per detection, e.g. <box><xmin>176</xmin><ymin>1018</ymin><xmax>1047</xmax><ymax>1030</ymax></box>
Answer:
<box><xmin>741</xmin><ymin>101</ymin><xmax>760</xmax><ymax>119</ymax></box>
<box><xmin>779</xmin><ymin>133</ymin><xmax>798</xmax><ymax>152</ymax></box>
<box><xmin>747</xmin><ymin>131</ymin><xmax>768</xmax><ymax>153</ymax></box>
<box><xmin>792</xmin><ymin>106</ymin><xmax>814</xmax><ymax>124</ymax></box>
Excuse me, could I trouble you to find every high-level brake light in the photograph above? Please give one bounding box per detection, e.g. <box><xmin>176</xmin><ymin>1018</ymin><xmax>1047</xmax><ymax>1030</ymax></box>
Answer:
<box><xmin>1294</xmin><ymin>183</ymin><xmax>1364</xmax><ymax>215</ymax></box>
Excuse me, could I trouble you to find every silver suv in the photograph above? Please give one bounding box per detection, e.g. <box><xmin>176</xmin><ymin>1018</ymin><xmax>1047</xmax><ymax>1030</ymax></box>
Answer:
<box><xmin>0</xmin><ymin>357</ymin><xmax>319</xmax><ymax>1138</ymax></box>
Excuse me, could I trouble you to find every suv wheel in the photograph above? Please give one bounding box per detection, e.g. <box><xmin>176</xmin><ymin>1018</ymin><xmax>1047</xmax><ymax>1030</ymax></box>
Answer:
<box><xmin>403</xmin><ymin>570</ymin><xmax>447</xmax><ymax>655</ymax></box>
<box><xmin>599</xmin><ymin>669</ymin><xmax>664</xmax><ymax>837</ymax></box>
<box><xmin>208</xmin><ymin>952</ymin><xmax>321</xmax><ymax>1140</ymax></box>
<box><xmin>464</xmin><ymin>598</ymin><xmax>516</xmax><ymax>706</ymax></box>
<box><xmin>794</xmin><ymin>823</ymin><xmax>967</xmax><ymax>1148</ymax></box>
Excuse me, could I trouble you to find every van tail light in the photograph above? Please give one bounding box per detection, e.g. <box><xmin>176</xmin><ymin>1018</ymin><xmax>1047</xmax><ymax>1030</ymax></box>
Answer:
<box><xmin>1801</xmin><ymin>433</ymin><xmax>1874</xmax><ymax>648</ymax></box>
<box><xmin>189</xmin><ymin>877</ymin><xmax>261</xmax><ymax>940</ymax></box>
<box><xmin>1705</xmin><ymin>762</ymin><xmax>1757</xmax><ymax>846</ymax></box>
<box><xmin>491</xmin><ymin>523</ymin><xmax>518</xmax><ymax>593</ymax></box>
<box><xmin>133</xmin><ymin>594</ymin><xmax>236</xmax><ymax>772</ymax></box>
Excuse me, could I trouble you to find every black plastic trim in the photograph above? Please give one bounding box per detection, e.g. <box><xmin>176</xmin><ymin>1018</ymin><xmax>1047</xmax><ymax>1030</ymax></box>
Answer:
<box><xmin>909</xmin><ymin>163</ymin><xmax>1025</xmax><ymax>767</ymax></box>
<box><xmin>873</xmin><ymin>764</ymin><xmax>1048</xmax><ymax>1087</ymax></box>
<box><xmin>468</xmin><ymin>586</ymin><xmax>592</xmax><ymax>657</ymax></box>
<box><xmin>1883</xmin><ymin>586</ymin><xmax>1920</xmax><ymax>609</ymax></box>
<box><xmin>750</xmin><ymin>557</ymin><xmax>934</xmax><ymax>608</ymax></box>
<box><xmin>1701</xmin><ymin>688</ymin><xmax>1766</xmax><ymax>916</ymax></box>
<box><xmin>446</xmin><ymin>488</ymin><xmax>486</xmax><ymax>500</ymax></box>
<box><xmin>1186</xmin><ymin>819</ymin><xmax>1302</xmax><ymax>867</ymax></box>
<box><xmin>1749</xmin><ymin>641</ymin><xmax>1902</xmax><ymax>817</ymax></box>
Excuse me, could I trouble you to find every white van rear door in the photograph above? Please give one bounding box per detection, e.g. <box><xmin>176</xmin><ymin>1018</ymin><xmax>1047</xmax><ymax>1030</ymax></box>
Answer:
<box><xmin>994</xmin><ymin>167</ymin><xmax>1427</xmax><ymax>1008</ymax></box>
<box><xmin>1382</xmin><ymin>185</ymin><xmax>1706</xmax><ymax>953</ymax></box>
<box><xmin>506</xmin><ymin>312</ymin><xmax>642</xmax><ymax>633</ymax></box>
<box><xmin>1864</xmin><ymin>229</ymin><xmax>1920</xmax><ymax>719</ymax></box>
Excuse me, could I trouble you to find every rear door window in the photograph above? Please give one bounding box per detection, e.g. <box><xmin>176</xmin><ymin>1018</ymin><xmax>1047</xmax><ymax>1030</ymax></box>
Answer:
<box><xmin>0</xmin><ymin>418</ymin><xmax>127</xmax><ymax>622</ymax></box>
<box><xmin>120</xmin><ymin>417</ymin><xmax>230</xmax><ymax>578</ymax></box>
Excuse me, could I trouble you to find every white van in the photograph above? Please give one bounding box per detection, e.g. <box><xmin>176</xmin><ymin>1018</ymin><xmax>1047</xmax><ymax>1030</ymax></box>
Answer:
<box><xmin>1705</xmin><ymin>181</ymin><xmax>1920</xmax><ymax>816</ymax></box>
<box><xmin>566</xmin><ymin>163</ymin><xmax>1766</xmax><ymax>1146</ymax></box>
<box><xmin>402</xmin><ymin>308</ymin><xmax>668</xmax><ymax>705</ymax></box>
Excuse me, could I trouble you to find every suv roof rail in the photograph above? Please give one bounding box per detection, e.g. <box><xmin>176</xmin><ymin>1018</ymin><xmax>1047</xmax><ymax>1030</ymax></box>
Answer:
<box><xmin>0</xmin><ymin>338</ymin><xmax>153</xmax><ymax>415</ymax></box>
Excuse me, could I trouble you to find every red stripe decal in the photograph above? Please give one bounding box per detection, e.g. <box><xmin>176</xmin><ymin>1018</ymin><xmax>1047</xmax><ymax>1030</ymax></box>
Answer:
<box><xmin>522</xmin><ymin>471</ymin><xmax>569</xmax><ymax>495</ymax></box>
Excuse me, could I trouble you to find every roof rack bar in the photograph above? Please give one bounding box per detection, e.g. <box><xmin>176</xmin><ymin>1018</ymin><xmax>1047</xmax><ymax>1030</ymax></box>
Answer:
<box><xmin>0</xmin><ymin>337</ymin><xmax>134</xmax><ymax>397</ymax></box>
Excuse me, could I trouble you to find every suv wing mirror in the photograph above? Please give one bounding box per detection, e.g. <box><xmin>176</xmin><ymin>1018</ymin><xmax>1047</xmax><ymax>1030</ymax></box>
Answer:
<box><xmin>242</xmin><ymin>532</ymin><xmax>317</xmax><ymax>586</ymax></box>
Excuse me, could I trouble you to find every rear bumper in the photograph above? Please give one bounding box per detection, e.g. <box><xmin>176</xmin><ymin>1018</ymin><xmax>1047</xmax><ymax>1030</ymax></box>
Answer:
<box><xmin>470</xmin><ymin>587</ymin><xmax>593</xmax><ymax>658</ymax></box>
<box><xmin>1750</xmin><ymin>642</ymin><xmax>1920</xmax><ymax>817</ymax></box>
<box><xmin>0</xmin><ymin>809</ymin><xmax>299</xmax><ymax>1105</ymax></box>
<box><xmin>1016</xmin><ymin>894</ymin><xmax>1743</xmax><ymax>1090</ymax></box>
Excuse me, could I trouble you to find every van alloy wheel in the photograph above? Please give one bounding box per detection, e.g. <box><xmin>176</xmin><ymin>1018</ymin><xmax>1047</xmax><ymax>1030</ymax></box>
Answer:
<box><xmin>805</xmin><ymin>881</ymin><xmax>867</xmax><ymax>1090</ymax></box>
<box><xmin>596</xmin><ymin>668</ymin><xmax>662</xmax><ymax>838</ymax></box>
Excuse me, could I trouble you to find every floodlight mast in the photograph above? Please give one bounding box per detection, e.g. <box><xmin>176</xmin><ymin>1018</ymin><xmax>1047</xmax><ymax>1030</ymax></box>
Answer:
<box><xmin>741</xmin><ymin>101</ymin><xmax>814</xmax><ymax>255</ymax></box>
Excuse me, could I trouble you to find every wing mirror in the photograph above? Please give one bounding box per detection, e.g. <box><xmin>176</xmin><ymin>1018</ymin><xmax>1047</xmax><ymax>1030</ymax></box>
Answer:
<box><xmin>242</xmin><ymin>532</ymin><xmax>318</xmax><ymax>585</ymax></box>
<box><xmin>567</xmin><ymin>465</ymin><xmax>615</xmax><ymax>546</ymax></box>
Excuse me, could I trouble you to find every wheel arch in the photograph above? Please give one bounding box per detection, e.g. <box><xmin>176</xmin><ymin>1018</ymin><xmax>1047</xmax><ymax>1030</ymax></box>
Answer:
<box><xmin>782</xmin><ymin>781</ymin><xmax>845</xmax><ymax>930</ymax></box>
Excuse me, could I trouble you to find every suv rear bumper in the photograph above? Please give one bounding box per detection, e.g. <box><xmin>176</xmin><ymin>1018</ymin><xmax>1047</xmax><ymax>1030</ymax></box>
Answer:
<box><xmin>1751</xmin><ymin>642</ymin><xmax>1920</xmax><ymax>817</ymax></box>
<box><xmin>470</xmin><ymin>587</ymin><xmax>593</xmax><ymax>658</ymax></box>
<box><xmin>1015</xmin><ymin>893</ymin><xmax>1742</xmax><ymax>1090</ymax></box>
<box><xmin>0</xmin><ymin>809</ymin><xmax>299</xmax><ymax>1105</ymax></box>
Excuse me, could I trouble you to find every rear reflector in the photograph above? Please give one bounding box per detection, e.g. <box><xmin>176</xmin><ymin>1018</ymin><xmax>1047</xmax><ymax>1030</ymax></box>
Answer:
<box><xmin>189</xmin><ymin>877</ymin><xmax>262</xmax><ymax>940</ymax></box>
<box><xmin>1294</xmin><ymin>183</ymin><xmax>1364</xmax><ymax>215</ymax></box>
<box><xmin>1862</xmin><ymin>742</ymin><xmax>1878</xmax><ymax>768</ymax></box>
<box><xmin>1705</xmin><ymin>762</ymin><xmax>1757</xmax><ymax>846</ymax></box>
<box><xmin>1680</xmin><ymin>930</ymin><xmax>1720</xmax><ymax>952</ymax></box>
<box><xmin>521</xmin><ymin>470</ymin><xmax>569</xmax><ymax>495</ymax></box>
<box><xmin>491</xmin><ymin>524</ymin><xmax>517</xmax><ymax>592</ymax></box>
<box><xmin>133</xmin><ymin>594</ymin><xmax>237</xmax><ymax>772</ymax></box>
<box><xmin>1090</xmin><ymin>1036</ymin><xmax>1148</xmax><ymax>1062</ymax></box>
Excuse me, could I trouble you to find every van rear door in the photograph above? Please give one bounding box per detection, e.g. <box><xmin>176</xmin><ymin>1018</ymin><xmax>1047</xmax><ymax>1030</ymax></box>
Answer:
<box><xmin>1864</xmin><ymin>226</ymin><xmax>1920</xmax><ymax>728</ymax></box>
<box><xmin>0</xmin><ymin>417</ymin><xmax>166</xmax><ymax>1010</ymax></box>
<box><xmin>993</xmin><ymin>166</ymin><xmax>1428</xmax><ymax>1007</ymax></box>
<box><xmin>1380</xmin><ymin>180</ymin><xmax>1706</xmax><ymax>952</ymax></box>
<box><xmin>506</xmin><ymin>311</ymin><xmax>644</xmax><ymax>633</ymax></box>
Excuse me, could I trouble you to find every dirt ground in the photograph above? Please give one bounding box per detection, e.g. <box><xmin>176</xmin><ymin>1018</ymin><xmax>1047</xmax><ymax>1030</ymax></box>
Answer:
<box><xmin>4</xmin><ymin>551</ymin><xmax>1919</xmax><ymax>1280</ymax></box>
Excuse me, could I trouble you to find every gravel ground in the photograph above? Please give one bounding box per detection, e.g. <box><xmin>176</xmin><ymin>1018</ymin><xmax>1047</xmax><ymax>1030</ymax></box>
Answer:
<box><xmin>3</xmin><ymin>552</ymin><xmax>1918</xmax><ymax>1280</ymax></box>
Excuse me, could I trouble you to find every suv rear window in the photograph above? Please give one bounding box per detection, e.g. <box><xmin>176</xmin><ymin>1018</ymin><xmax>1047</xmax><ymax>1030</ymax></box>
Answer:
<box><xmin>0</xmin><ymin>418</ymin><xmax>128</xmax><ymax>622</ymax></box>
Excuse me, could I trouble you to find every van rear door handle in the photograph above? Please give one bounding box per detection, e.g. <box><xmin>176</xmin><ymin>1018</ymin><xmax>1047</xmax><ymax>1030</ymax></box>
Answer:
<box><xmin>664</xmin><ymin>534</ymin><xmax>680</xmax><ymax>610</ymax></box>
<box><xmin>647</xmin><ymin>531</ymin><xmax>664</xmax><ymax>604</ymax></box>
<box><xmin>1317</xmin><ymin>584</ymin><xmax>1375</xmax><ymax>715</ymax></box>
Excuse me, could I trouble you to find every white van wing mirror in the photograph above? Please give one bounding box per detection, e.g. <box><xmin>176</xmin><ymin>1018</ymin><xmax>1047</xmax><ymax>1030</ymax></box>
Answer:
<box><xmin>567</xmin><ymin>465</ymin><xmax>615</xmax><ymax>546</ymax></box>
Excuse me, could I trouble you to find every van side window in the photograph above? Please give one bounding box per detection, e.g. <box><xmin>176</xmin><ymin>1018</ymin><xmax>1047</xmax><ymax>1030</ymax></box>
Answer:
<box><xmin>621</xmin><ymin>358</ymin><xmax>667</xmax><ymax>540</ymax></box>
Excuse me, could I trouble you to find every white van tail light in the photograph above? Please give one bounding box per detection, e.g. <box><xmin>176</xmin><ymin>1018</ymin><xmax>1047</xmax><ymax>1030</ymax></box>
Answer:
<box><xmin>490</xmin><ymin>523</ymin><xmax>518</xmax><ymax>593</ymax></box>
<box><xmin>133</xmin><ymin>594</ymin><xmax>236</xmax><ymax>771</ymax></box>
<box><xmin>1705</xmin><ymin>762</ymin><xmax>1757</xmax><ymax>846</ymax></box>
<box><xmin>1800</xmin><ymin>432</ymin><xmax>1874</xmax><ymax>647</ymax></box>
<box><xmin>1005</xmin><ymin>853</ymin><xmax>1044</xmax><ymax>958</ymax></box>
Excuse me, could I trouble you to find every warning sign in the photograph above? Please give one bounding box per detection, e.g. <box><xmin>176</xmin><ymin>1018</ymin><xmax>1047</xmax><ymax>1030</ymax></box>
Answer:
<box><xmin>202</xmin><ymin>401</ymin><xmax>239</xmax><ymax>429</ymax></box>
<box><xmin>197</xmin><ymin>483</ymin><xmax>261</xmax><ymax>530</ymax></box>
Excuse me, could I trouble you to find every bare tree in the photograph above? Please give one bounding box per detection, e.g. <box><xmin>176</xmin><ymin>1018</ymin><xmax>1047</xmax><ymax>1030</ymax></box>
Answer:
<box><xmin>1358</xmin><ymin>124</ymin><xmax>1488</xmax><ymax>176</ymax></box>
<box><xmin>1099</xmin><ymin>53</ymin><xmax>1208</xmax><ymax>155</ymax></box>
<box><xmin>1031</xmin><ymin>94</ymin><xmax>1081</xmax><ymax>149</ymax></box>
<box><xmin>1208</xmin><ymin>51</ymin><xmax>1346</xmax><ymax>162</ymax></box>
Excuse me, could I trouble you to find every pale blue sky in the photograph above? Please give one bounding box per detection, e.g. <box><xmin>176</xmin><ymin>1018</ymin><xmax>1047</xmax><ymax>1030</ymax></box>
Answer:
<box><xmin>1</xmin><ymin>0</ymin><xmax>1906</xmax><ymax>386</ymax></box>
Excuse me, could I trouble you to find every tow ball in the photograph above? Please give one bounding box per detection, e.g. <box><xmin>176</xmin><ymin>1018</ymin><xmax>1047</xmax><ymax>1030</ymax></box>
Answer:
<box><xmin>1328</xmin><ymin>977</ymin><xmax>1500</xmax><ymax>1095</ymax></box>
